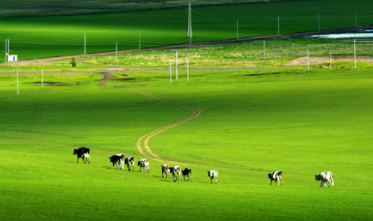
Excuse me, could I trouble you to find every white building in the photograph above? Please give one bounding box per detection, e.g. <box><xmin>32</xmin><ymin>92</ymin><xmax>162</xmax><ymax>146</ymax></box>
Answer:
<box><xmin>7</xmin><ymin>54</ymin><xmax>18</xmax><ymax>62</ymax></box>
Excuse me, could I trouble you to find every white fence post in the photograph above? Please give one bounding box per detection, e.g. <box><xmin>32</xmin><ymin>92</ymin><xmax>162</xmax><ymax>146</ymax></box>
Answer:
<box><xmin>354</xmin><ymin>39</ymin><xmax>357</xmax><ymax>68</ymax></box>
<box><xmin>186</xmin><ymin>61</ymin><xmax>189</xmax><ymax>80</ymax></box>
<box><xmin>16</xmin><ymin>69</ymin><xmax>19</xmax><ymax>94</ymax></box>
<box><xmin>169</xmin><ymin>60</ymin><xmax>172</xmax><ymax>84</ymax></box>
<box><xmin>176</xmin><ymin>50</ymin><xmax>178</xmax><ymax>80</ymax></box>
<box><xmin>306</xmin><ymin>49</ymin><xmax>310</xmax><ymax>71</ymax></box>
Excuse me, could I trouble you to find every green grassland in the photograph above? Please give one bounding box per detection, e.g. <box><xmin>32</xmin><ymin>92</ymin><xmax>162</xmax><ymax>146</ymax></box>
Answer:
<box><xmin>1</xmin><ymin>0</ymin><xmax>372</xmax><ymax>60</ymax></box>
<box><xmin>0</xmin><ymin>0</ymin><xmax>270</xmax><ymax>17</ymax></box>
<box><xmin>3</xmin><ymin>38</ymin><xmax>373</xmax><ymax>74</ymax></box>
<box><xmin>1</xmin><ymin>57</ymin><xmax>373</xmax><ymax>220</ymax></box>
<box><xmin>85</xmin><ymin>38</ymin><xmax>373</xmax><ymax>69</ymax></box>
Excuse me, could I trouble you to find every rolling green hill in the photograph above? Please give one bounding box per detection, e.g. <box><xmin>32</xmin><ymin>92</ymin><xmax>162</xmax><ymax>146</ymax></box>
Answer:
<box><xmin>0</xmin><ymin>0</ymin><xmax>281</xmax><ymax>17</ymax></box>
<box><xmin>1</xmin><ymin>2</ymin><xmax>372</xmax><ymax>220</ymax></box>
<box><xmin>1</xmin><ymin>0</ymin><xmax>372</xmax><ymax>61</ymax></box>
<box><xmin>1</xmin><ymin>66</ymin><xmax>372</xmax><ymax>220</ymax></box>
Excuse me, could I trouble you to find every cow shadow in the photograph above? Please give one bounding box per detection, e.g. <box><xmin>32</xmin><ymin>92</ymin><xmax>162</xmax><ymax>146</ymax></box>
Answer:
<box><xmin>148</xmin><ymin>174</ymin><xmax>174</xmax><ymax>181</ymax></box>
<box><xmin>68</xmin><ymin>160</ymin><xmax>88</xmax><ymax>164</ymax></box>
<box><xmin>159</xmin><ymin>179</ymin><xmax>175</xmax><ymax>182</ymax></box>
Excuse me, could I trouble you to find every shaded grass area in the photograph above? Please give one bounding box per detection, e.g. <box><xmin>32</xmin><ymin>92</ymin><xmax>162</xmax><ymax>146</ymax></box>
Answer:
<box><xmin>0</xmin><ymin>68</ymin><xmax>373</xmax><ymax>220</ymax></box>
<box><xmin>0</xmin><ymin>0</ymin><xmax>270</xmax><ymax>17</ymax></box>
<box><xmin>0</xmin><ymin>0</ymin><xmax>373</xmax><ymax>60</ymax></box>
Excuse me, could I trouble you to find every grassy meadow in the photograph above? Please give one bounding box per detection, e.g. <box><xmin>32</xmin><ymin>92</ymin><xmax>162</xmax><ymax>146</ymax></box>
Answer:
<box><xmin>0</xmin><ymin>0</ymin><xmax>269</xmax><ymax>17</ymax></box>
<box><xmin>3</xmin><ymin>37</ymin><xmax>373</xmax><ymax>74</ymax></box>
<box><xmin>1</xmin><ymin>0</ymin><xmax>373</xmax><ymax>60</ymax></box>
<box><xmin>84</xmin><ymin>38</ymin><xmax>373</xmax><ymax>69</ymax></box>
<box><xmin>1</xmin><ymin>58</ymin><xmax>373</xmax><ymax>220</ymax></box>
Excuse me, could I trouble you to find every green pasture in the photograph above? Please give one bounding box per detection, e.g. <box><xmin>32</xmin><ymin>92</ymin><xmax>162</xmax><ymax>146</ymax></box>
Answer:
<box><xmin>0</xmin><ymin>0</ymin><xmax>268</xmax><ymax>17</ymax></box>
<box><xmin>2</xmin><ymin>37</ymin><xmax>373</xmax><ymax>74</ymax></box>
<box><xmin>1</xmin><ymin>0</ymin><xmax>372</xmax><ymax>60</ymax></box>
<box><xmin>1</xmin><ymin>66</ymin><xmax>372</xmax><ymax>220</ymax></box>
<box><xmin>87</xmin><ymin>38</ymin><xmax>373</xmax><ymax>69</ymax></box>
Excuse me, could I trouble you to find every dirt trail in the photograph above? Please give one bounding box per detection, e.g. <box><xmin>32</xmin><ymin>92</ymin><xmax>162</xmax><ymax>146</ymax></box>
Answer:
<box><xmin>125</xmin><ymin>88</ymin><xmax>259</xmax><ymax>171</ymax></box>
<box><xmin>285</xmin><ymin>56</ymin><xmax>373</xmax><ymax>66</ymax></box>
<box><xmin>125</xmin><ymin>88</ymin><xmax>202</xmax><ymax>165</ymax></box>
<box><xmin>98</xmin><ymin>71</ymin><xmax>115</xmax><ymax>84</ymax></box>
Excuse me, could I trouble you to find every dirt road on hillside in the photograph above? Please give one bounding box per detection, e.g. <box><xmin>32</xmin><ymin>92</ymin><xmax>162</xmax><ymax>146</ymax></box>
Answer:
<box><xmin>124</xmin><ymin>88</ymin><xmax>202</xmax><ymax>165</ymax></box>
<box><xmin>125</xmin><ymin>88</ymin><xmax>261</xmax><ymax>171</ymax></box>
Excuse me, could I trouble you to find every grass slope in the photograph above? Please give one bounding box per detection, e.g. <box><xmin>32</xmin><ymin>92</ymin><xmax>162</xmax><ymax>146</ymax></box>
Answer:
<box><xmin>0</xmin><ymin>67</ymin><xmax>372</xmax><ymax>220</ymax></box>
<box><xmin>3</xmin><ymin>38</ymin><xmax>371</xmax><ymax>74</ymax></box>
<box><xmin>0</xmin><ymin>0</ymin><xmax>269</xmax><ymax>17</ymax></box>
<box><xmin>1</xmin><ymin>0</ymin><xmax>372</xmax><ymax>60</ymax></box>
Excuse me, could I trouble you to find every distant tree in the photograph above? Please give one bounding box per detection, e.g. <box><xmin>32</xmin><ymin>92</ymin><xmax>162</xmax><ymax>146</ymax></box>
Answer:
<box><xmin>70</xmin><ymin>57</ymin><xmax>77</xmax><ymax>68</ymax></box>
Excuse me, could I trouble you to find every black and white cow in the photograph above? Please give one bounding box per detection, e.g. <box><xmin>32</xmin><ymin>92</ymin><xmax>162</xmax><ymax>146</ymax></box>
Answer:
<box><xmin>109</xmin><ymin>154</ymin><xmax>124</xmax><ymax>170</ymax></box>
<box><xmin>182</xmin><ymin>168</ymin><xmax>192</xmax><ymax>181</ymax></box>
<box><xmin>82</xmin><ymin>153</ymin><xmax>90</xmax><ymax>164</ymax></box>
<box><xmin>208</xmin><ymin>170</ymin><xmax>218</xmax><ymax>184</ymax></box>
<box><xmin>170</xmin><ymin>166</ymin><xmax>181</xmax><ymax>182</ymax></box>
<box><xmin>125</xmin><ymin>156</ymin><xmax>135</xmax><ymax>171</ymax></box>
<box><xmin>73</xmin><ymin>147</ymin><xmax>90</xmax><ymax>163</ymax></box>
<box><xmin>315</xmin><ymin>171</ymin><xmax>334</xmax><ymax>188</ymax></box>
<box><xmin>138</xmin><ymin>159</ymin><xmax>149</xmax><ymax>173</ymax></box>
<box><xmin>267</xmin><ymin>171</ymin><xmax>283</xmax><ymax>186</ymax></box>
<box><xmin>161</xmin><ymin>164</ymin><xmax>170</xmax><ymax>178</ymax></box>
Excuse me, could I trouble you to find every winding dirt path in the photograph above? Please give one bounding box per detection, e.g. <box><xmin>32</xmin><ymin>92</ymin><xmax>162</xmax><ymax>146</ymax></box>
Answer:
<box><xmin>124</xmin><ymin>88</ymin><xmax>202</xmax><ymax>165</ymax></box>
<box><xmin>125</xmin><ymin>88</ymin><xmax>256</xmax><ymax>171</ymax></box>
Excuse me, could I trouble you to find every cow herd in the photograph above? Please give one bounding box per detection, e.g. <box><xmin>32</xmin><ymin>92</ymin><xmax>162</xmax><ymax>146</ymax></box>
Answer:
<box><xmin>266</xmin><ymin>170</ymin><xmax>334</xmax><ymax>188</ymax></box>
<box><xmin>73</xmin><ymin>147</ymin><xmax>335</xmax><ymax>187</ymax></box>
<box><xmin>161</xmin><ymin>165</ymin><xmax>192</xmax><ymax>182</ymax></box>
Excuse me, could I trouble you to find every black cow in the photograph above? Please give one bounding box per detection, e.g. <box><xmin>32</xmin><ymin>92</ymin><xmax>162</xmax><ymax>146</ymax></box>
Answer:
<box><xmin>109</xmin><ymin>154</ymin><xmax>124</xmax><ymax>170</ymax></box>
<box><xmin>137</xmin><ymin>159</ymin><xmax>149</xmax><ymax>173</ymax></box>
<box><xmin>208</xmin><ymin>170</ymin><xmax>218</xmax><ymax>184</ymax></box>
<box><xmin>267</xmin><ymin>171</ymin><xmax>283</xmax><ymax>186</ymax></box>
<box><xmin>161</xmin><ymin>164</ymin><xmax>170</xmax><ymax>178</ymax></box>
<box><xmin>170</xmin><ymin>166</ymin><xmax>181</xmax><ymax>182</ymax></box>
<box><xmin>125</xmin><ymin>156</ymin><xmax>135</xmax><ymax>171</ymax></box>
<box><xmin>182</xmin><ymin>168</ymin><xmax>192</xmax><ymax>181</ymax></box>
<box><xmin>73</xmin><ymin>147</ymin><xmax>90</xmax><ymax>163</ymax></box>
<box><xmin>315</xmin><ymin>171</ymin><xmax>334</xmax><ymax>188</ymax></box>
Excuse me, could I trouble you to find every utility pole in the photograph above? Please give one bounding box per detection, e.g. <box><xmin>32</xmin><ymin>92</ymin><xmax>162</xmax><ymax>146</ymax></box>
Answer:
<box><xmin>354</xmin><ymin>39</ymin><xmax>356</xmax><ymax>68</ymax></box>
<box><xmin>84</xmin><ymin>33</ymin><xmax>86</xmax><ymax>55</ymax></box>
<box><xmin>169</xmin><ymin>60</ymin><xmax>172</xmax><ymax>84</ymax></box>
<box><xmin>188</xmin><ymin>3</ymin><xmax>192</xmax><ymax>39</ymax></box>
<box><xmin>6</xmin><ymin>39</ymin><xmax>10</xmax><ymax>63</ymax></box>
<box><xmin>139</xmin><ymin>28</ymin><xmax>141</xmax><ymax>49</ymax></box>
<box><xmin>115</xmin><ymin>42</ymin><xmax>118</xmax><ymax>61</ymax></box>
<box><xmin>330</xmin><ymin>52</ymin><xmax>332</xmax><ymax>70</ymax></box>
<box><xmin>16</xmin><ymin>69</ymin><xmax>19</xmax><ymax>95</ymax></box>
<box><xmin>278</xmin><ymin>16</ymin><xmax>280</xmax><ymax>36</ymax></box>
<box><xmin>176</xmin><ymin>50</ymin><xmax>178</xmax><ymax>80</ymax></box>
<box><xmin>306</xmin><ymin>49</ymin><xmax>310</xmax><ymax>71</ymax></box>
<box><xmin>5</xmin><ymin>39</ymin><xmax>7</xmax><ymax>63</ymax></box>
<box><xmin>8</xmin><ymin>39</ymin><xmax>10</xmax><ymax>60</ymax></box>
<box><xmin>186</xmin><ymin>61</ymin><xmax>190</xmax><ymax>80</ymax></box>
<box><xmin>263</xmin><ymin>40</ymin><xmax>266</xmax><ymax>58</ymax></box>
<box><xmin>237</xmin><ymin>19</ymin><xmax>239</xmax><ymax>39</ymax></box>
<box><xmin>318</xmin><ymin>13</ymin><xmax>320</xmax><ymax>31</ymax></box>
